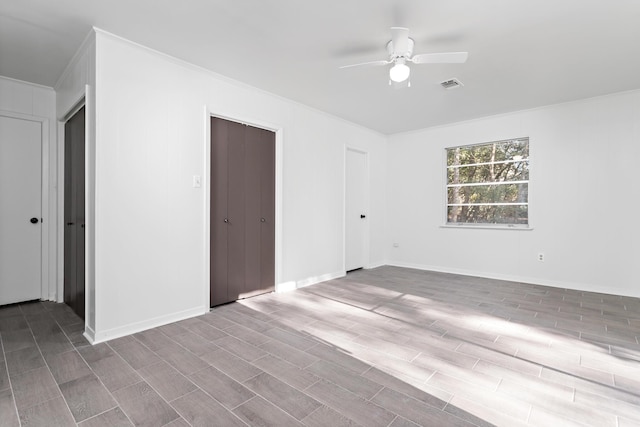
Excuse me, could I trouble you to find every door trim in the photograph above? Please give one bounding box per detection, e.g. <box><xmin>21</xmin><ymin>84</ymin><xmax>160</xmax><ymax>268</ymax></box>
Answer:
<box><xmin>203</xmin><ymin>107</ymin><xmax>283</xmax><ymax>310</ymax></box>
<box><xmin>344</xmin><ymin>146</ymin><xmax>370</xmax><ymax>273</ymax></box>
<box><xmin>0</xmin><ymin>110</ymin><xmax>51</xmax><ymax>302</ymax></box>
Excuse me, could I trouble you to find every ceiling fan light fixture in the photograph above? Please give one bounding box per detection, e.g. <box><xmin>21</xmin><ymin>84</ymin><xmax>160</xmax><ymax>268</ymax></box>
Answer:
<box><xmin>389</xmin><ymin>62</ymin><xmax>410</xmax><ymax>82</ymax></box>
<box><xmin>340</xmin><ymin>27</ymin><xmax>467</xmax><ymax>87</ymax></box>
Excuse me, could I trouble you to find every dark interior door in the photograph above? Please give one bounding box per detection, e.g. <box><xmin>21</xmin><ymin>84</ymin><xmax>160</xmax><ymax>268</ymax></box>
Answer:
<box><xmin>258</xmin><ymin>127</ymin><xmax>276</xmax><ymax>293</ymax></box>
<box><xmin>64</xmin><ymin>106</ymin><xmax>85</xmax><ymax>320</ymax></box>
<box><xmin>226</xmin><ymin>121</ymin><xmax>246</xmax><ymax>302</ymax></box>
<box><xmin>63</xmin><ymin>117</ymin><xmax>75</xmax><ymax>310</ymax></box>
<box><xmin>210</xmin><ymin>118</ymin><xmax>229</xmax><ymax>306</ymax></box>
<box><xmin>243</xmin><ymin>126</ymin><xmax>262</xmax><ymax>297</ymax></box>
<box><xmin>210</xmin><ymin>117</ymin><xmax>275</xmax><ymax>306</ymax></box>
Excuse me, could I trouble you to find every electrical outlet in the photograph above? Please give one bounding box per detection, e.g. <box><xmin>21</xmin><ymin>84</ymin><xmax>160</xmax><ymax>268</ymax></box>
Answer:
<box><xmin>537</xmin><ymin>253</ymin><xmax>545</xmax><ymax>262</ymax></box>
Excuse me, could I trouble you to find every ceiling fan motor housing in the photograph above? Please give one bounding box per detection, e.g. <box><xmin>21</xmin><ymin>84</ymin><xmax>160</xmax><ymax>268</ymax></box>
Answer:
<box><xmin>387</xmin><ymin>38</ymin><xmax>414</xmax><ymax>60</ymax></box>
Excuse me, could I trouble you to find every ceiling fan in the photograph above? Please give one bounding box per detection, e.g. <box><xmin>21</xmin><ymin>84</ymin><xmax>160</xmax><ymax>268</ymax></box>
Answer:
<box><xmin>340</xmin><ymin>27</ymin><xmax>468</xmax><ymax>87</ymax></box>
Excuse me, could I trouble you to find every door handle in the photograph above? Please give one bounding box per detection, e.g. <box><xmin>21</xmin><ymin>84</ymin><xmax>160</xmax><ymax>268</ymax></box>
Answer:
<box><xmin>261</xmin><ymin>218</ymin><xmax>266</xmax><ymax>223</ymax></box>
<box><xmin>223</xmin><ymin>218</ymin><xmax>229</xmax><ymax>223</ymax></box>
<box><xmin>30</xmin><ymin>217</ymin><xmax>39</xmax><ymax>224</ymax></box>
<box><xmin>67</xmin><ymin>222</ymin><xmax>75</xmax><ymax>226</ymax></box>
<box><xmin>360</xmin><ymin>215</ymin><xmax>366</xmax><ymax>219</ymax></box>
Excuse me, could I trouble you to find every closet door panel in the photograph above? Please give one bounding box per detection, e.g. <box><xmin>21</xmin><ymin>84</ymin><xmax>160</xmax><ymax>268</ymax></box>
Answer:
<box><xmin>243</xmin><ymin>126</ymin><xmax>263</xmax><ymax>297</ymax></box>
<box><xmin>259</xmin><ymin>129</ymin><xmax>276</xmax><ymax>293</ymax></box>
<box><xmin>226</xmin><ymin>121</ymin><xmax>246</xmax><ymax>301</ymax></box>
<box><xmin>74</xmin><ymin>107</ymin><xmax>86</xmax><ymax>319</ymax></box>
<box><xmin>64</xmin><ymin>106</ymin><xmax>85</xmax><ymax>319</ymax></box>
<box><xmin>63</xmin><ymin>124</ymin><xmax>76</xmax><ymax>309</ymax></box>
<box><xmin>210</xmin><ymin>118</ymin><xmax>229</xmax><ymax>306</ymax></box>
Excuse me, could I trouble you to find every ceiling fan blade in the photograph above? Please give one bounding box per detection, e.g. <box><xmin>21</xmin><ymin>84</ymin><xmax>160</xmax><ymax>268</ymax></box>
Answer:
<box><xmin>390</xmin><ymin>27</ymin><xmax>410</xmax><ymax>54</ymax></box>
<box><xmin>339</xmin><ymin>60</ymin><xmax>391</xmax><ymax>69</ymax></box>
<box><xmin>410</xmin><ymin>52</ymin><xmax>468</xmax><ymax>64</ymax></box>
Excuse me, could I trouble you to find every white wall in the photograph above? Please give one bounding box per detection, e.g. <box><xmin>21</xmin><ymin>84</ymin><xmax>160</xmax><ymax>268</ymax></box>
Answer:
<box><xmin>91</xmin><ymin>30</ymin><xmax>387</xmax><ymax>342</ymax></box>
<box><xmin>55</xmin><ymin>32</ymin><xmax>95</xmax><ymax>116</ymax></box>
<box><xmin>0</xmin><ymin>76</ymin><xmax>57</xmax><ymax>301</ymax></box>
<box><xmin>55</xmin><ymin>31</ymin><xmax>97</xmax><ymax>335</ymax></box>
<box><xmin>387</xmin><ymin>90</ymin><xmax>640</xmax><ymax>298</ymax></box>
<box><xmin>9</xmin><ymin>24</ymin><xmax>638</xmax><ymax>343</ymax></box>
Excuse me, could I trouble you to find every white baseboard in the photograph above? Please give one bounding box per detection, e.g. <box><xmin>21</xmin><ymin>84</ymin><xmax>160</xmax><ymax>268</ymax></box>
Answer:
<box><xmin>276</xmin><ymin>270</ymin><xmax>346</xmax><ymax>293</ymax></box>
<box><xmin>83</xmin><ymin>324</ymin><xmax>96</xmax><ymax>344</ymax></box>
<box><xmin>386</xmin><ymin>261</ymin><xmax>640</xmax><ymax>299</ymax></box>
<box><xmin>0</xmin><ymin>296</ymin><xmax>40</xmax><ymax>306</ymax></box>
<box><xmin>365</xmin><ymin>261</ymin><xmax>386</xmax><ymax>270</ymax></box>
<box><xmin>90</xmin><ymin>306</ymin><xmax>207</xmax><ymax>344</ymax></box>
<box><xmin>87</xmin><ymin>270</ymin><xmax>344</xmax><ymax>344</ymax></box>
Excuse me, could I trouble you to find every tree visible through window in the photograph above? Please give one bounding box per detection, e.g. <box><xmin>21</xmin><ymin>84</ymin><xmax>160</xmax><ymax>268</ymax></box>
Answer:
<box><xmin>446</xmin><ymin>138</ymin><xmax>529</xmax><ymax>226</ymax></box>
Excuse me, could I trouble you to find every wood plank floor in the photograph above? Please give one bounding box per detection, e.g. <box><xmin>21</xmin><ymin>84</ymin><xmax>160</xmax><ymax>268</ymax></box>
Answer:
<box><xmin>1</xmin><ymin>266</ymin><xmax>639</xmax><ymax>426</ymax></box>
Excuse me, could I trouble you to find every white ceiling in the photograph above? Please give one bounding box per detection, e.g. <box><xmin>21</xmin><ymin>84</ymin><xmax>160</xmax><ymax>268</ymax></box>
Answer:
<box><xmin>2</xmin><ymin>0</ymin><xmax>640</xmax><ymax>134</ymax></box>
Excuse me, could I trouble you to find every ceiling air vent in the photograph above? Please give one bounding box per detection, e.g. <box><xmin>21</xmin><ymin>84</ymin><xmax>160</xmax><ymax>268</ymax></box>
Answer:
<box><xmin>440</xmin><ymin>78</ymin><xmax>464</xmax><ymax>89</ymax></box>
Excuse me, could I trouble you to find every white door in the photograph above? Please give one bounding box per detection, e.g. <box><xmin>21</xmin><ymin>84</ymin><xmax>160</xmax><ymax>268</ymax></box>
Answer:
<box><xmin>345</xmin><ymin>148</ymin><xmax>367</xmax><ymax>271</ymax></box>
<box><xmin>0</xmin><ymin>116</ymin><xmax>42</xmax><ymax>305</ymax></box>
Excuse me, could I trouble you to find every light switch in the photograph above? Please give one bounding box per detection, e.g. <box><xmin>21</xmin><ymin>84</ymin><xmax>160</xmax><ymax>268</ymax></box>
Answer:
<box><xmin>192</xmin><ymin>175</ymin><xmax>201</xmax><ymax>188</ymax></box>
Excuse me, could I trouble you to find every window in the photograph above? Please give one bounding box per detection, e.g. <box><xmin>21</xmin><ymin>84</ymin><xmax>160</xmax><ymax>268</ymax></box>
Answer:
<box><xmin>446</xmin><ymin>138</ymin><xmax>529</xmax><ymax>227</ymax></box>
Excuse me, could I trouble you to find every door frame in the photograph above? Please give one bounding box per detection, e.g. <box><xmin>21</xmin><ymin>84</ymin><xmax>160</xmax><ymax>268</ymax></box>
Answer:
<box><xmin>344</xmin><ymin>146</ymin><xmax>370</xmax><ymax>272</ymax></box>
<box><xmin>203</xmin><ymin>107</ymin><xmax>283</xmax><ymax>310</ymax></box>
<box><xmin>0</xmin><ymin>110</ymin><xmax>51</xmax><ymax>302</ymax></box>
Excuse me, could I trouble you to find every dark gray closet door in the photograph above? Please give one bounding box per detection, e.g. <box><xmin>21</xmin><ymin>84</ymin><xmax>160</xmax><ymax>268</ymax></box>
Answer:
<box><xmin>64</xmin><ymin>106</ymin><xmax>85</xmax><ymax>320</ymax></box>
<box><xmin>210</xmin><ymin>117</ymin><xmax>275</xmax><ymax>306</ymax></box>
<box><xmin>258</xmin><ymin>127</ymin><xmax>275</xmax><ymax>294</ymax></box>
<box><xmin>226</xmin><ymin>121</ymin><xmax>246</xmax><ymax>301</ymax></box>
<box><xmin>210</xmin><ymin>117</ymin><xmax>229</xmax><ymax>306</ymax></box>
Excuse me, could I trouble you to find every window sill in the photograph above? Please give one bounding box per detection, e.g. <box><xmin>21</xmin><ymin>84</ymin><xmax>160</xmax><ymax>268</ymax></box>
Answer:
<box><xmin>440</xmin><ymin>224</ymin><xmax>533</xmax><ymax>231</ymax></box>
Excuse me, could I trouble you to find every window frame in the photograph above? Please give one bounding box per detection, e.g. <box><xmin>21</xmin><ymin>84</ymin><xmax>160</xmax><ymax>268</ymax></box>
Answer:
<box><xmin>442</xmin><ymin>137</ymin><xmax>532</xmax><ymax>230</ymax></box>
